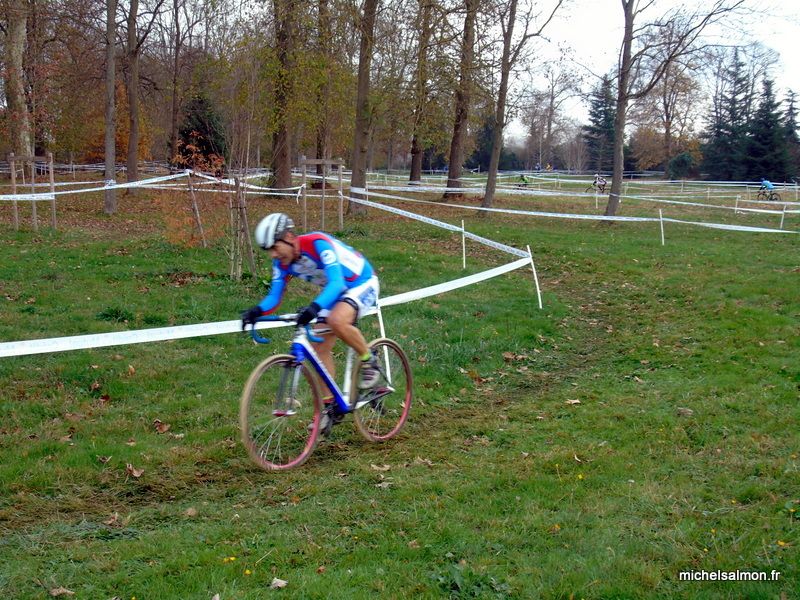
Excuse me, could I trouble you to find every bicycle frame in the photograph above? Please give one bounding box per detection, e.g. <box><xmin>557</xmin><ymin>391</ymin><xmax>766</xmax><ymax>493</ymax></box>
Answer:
<box><xmin>250</xmin><ymin>315</ymin><xmax>385</xmax><ymax>414</ymax></box>
<box><xmin>289</xmin><ymin>326</ymin><xmax>357</xmax><ymax>414</ymax></box>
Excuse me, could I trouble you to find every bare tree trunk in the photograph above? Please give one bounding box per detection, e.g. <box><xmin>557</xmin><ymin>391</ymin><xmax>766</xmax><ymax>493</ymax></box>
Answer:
<box><xmin>444</xmin><ymin>0</ymin><xmax>478</xmax><ymax>197</ymax></box>
<box><xmin>168</xmin><ymin>0</ymin><xmax>181</xmax><ymax>162</ymax></box>
<box><xmin>315</xmin><ymin>0</ymin><xmax>332</xmax><ymax>178</ymax></box>
<box><xmin>104</xmin><ymin>0</ymin><xmax>117</xmax><ymax>214</ymax></box>
<box><xmin>270</xmin><ymin>0</ymin><xmax>294</xmax><ymax>188</ymax></box>
<box><xmin>349</xmin><ymin>0</ymin><xmax>379</xmax><ymax>215</ymax></box>
<box><xmin>409</xmin><ymin>0</ymin><xmax>433</xmax><ymax>183</ymax></box>
<box><xmin>481</xmin><ymin>0</ymin><xmax>518</xmax><ymax>209</ymax></box>
<box><xmin>126</xmin><ymin>0</ymin><xmax>140</xmax><ymax>186</ymax></box>
<box><xmin>606</xmin><ymin>0</ymin><xmax>634</xmax><ymax>217</ymax></box>
<box><xmin>4</xmin><ymin>0</ymin><xmax>32</xmax><ymax>156</ymax></box>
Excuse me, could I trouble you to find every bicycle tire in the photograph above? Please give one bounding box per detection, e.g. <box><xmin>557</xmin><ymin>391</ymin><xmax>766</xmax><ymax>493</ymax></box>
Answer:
<box><xmin>770</xmin><ymin>192</ymin><xmax>781</xmax><ymax>202</ymax></box>
<box><xmin>352</xmin><ymin>338</ymin><xmax>413</xmax><ymax>442</ymax></box>
<box><xmin>239</xmin><ymin>354</ymin><xmax>323</xmax><ymax>471</ymax></box>
<box><xmin>584</xmin><ymin>185</ymin><xmax>594</xmax><ymax>193</ymax></box>
<box><xmin>757</xmin><ymin>190</ymin><xmax>768</xmax><ymax>201</ymax></box>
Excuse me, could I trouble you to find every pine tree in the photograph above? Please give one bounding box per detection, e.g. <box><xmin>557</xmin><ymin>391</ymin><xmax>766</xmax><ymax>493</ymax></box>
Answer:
<box><xmin>701</xmin><ymin>49</ymin><xmax>752</xmax><ymax>180</ymax></box>
<box><xmin>582</xmin><ymin>76</ymin><xmax>616</xmax><ymax>172</ymax></box>
<box><xmin>746</xmin><ymin>79</ymin><xmax>790</xmax><ymax>181</ymax></box>
<box><xmin>176</xmin><ymin>94</ymin><xmax>228</xmax><ymax>172</ymax></box>
<box><xmin>784</xmin><ymin>91</ymin><xmax>799</xmax><ymax>178</ymax></box>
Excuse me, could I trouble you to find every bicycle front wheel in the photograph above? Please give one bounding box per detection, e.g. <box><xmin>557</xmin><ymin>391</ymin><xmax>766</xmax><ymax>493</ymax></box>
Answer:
<box><xmin>770</xmin><ymin>192</ymin><xmax>781</xmax><ymax>202</ymax></box>
<box><xmin>239</xmin><ymin>354</ymin><xmax>322</xmax><ymax>471</ymax></box>
<box><xmin>353</xmin><ymin>338</ymin><xmax>413</xmax><ymax>442</ymax></box>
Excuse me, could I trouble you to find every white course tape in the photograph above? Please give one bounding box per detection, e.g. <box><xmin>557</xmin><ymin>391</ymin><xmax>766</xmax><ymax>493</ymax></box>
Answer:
<box><xmin>0</xmin><ymin>193</ymin><xmax>55</xmax><ymax>202</ymax></box>
<box><xmin>353</xmin><ymin>187</ymin><xmax>795</xmax><ymax>234</ymax></box>
<box><xmin>348</xmin><ymin>190</ymin><xmax>529</xmax><ymax>257</ymax></box>
<box><xmin>0</xmin><ymin>258</ymin><xmax>531</xmax><ymax>358</ymax></box>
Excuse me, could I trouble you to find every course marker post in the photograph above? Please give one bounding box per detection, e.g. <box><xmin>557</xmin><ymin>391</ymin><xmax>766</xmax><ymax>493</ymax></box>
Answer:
<box><xmin>526</xmin><ymin>244</ymin><xmax>543</xmax><ymax>310</ymax></box>
<box><xmin>780</xmin><ymin>204</ymin><xmax>787</xmax><ymax>230</ymax></box>
<box><xmin>735</xmin><ymin>195</ymin><xmax>740</xmax><ymax>214</ymax></box>
<box><xmin>461</xmin><ymin>219</ymin><xmax>466</xmax><ymax>269</ymax></box>
<box><xmin>659</xmin><ymin>209</ymin><xmax>665</xmax><ymax>246</ymax></box>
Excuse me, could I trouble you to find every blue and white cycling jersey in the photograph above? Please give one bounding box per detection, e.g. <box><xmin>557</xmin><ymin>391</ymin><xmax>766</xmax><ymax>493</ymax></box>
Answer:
<box><xmin>257</xmin><ymin>232</ymin><xmax>375</xmax><ymax>314</ymax></box>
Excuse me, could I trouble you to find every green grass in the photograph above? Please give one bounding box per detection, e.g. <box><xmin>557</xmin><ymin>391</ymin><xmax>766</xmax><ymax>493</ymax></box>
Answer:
<box><xmin>0</xmin><ymin>192</ymin><xmax>798</xmax><ymax>599</ymax></box>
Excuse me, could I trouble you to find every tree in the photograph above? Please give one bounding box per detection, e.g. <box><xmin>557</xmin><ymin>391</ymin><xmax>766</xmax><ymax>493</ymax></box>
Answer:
<box><xmin>123</xmin><ymin>0</ymin><xmax>167</xmax><ymax>185</ymax></box>
<box><xmin>176</xmin><ymin>94</ymin><xmax>228</xmax><ymax>171</ymax></box>
<box><xmin>605</xmin><ymin>0</ymin><xmax>745</xmax><ymax>216</ymax></box>
<box><xmin>349</xmin><ymin>0</ymin><xmax>379</xmax><ymax>214</ymax></box>
<box><xmin>444</xmin><ymin>0</ymin><xmax>479</xmax><ymax>197</ymax></box>
<box><xmin>270</xmin><ymin>0</ymin><xmax>298</xmax><ymax>189</ymax></box>
<box><xmin>582</xmin><ymin>76</ymin><xmax>615</xmax><ymax>172</ymax></box>
<box><xmin>746</xmin><ymin>79</ymin><xmax>790</xmax><ymax>181</ymax></box>
<box><xmin>784</xmin><ymin>91</ymin><xmax>799</xmax><ymax>178</ymax></box>
<box><xmin>408</xmin><ymin>0</ymin><xmax>434</xmax><ymax>183</ymax></box>
<box><xmin>481</xmin><ymin>0</ymin><xmax>563</xmax><ymax>209</ymax></box>
<box><xmin>701</xmin><ymin>48</ymin><xmax>752</xmax><ymax>180</ymax></box>
<box><xmin>105</xmin><ymin>0</ymin><xmax>118</xmax><ymax>214</ymax></box>
<box><xmin>2</xmin><ymin>0</ymin><xmax>32</xmax><ymax>155</ymax></box>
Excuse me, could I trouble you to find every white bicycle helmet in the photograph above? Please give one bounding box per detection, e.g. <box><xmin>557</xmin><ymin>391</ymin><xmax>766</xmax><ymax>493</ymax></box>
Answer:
<box><xmin>254</xmin><ymin>213</ymin><xmax>295</xmax><ymax>249</ymax></box>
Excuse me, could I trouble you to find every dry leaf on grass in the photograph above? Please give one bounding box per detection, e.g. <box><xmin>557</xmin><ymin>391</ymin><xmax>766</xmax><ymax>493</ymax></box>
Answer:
<box><xmin>270</xmin><ymin>578</ymin><xmax>288</xmax><ymax>589</ymax></box>
<box><xmin>565</xmin><ymin>399</ymin><xmax>581</xmax><ymax>406</ymax></box>
<box><xmin>370</xmin><ymin>463</ymin><xmax>391</xmax><ymax>472</ymax></box>
<box><xmin>153</xmin><ymin>419</ymin><xmax>171</xmax><ymax>434</ymax></box>
<box><xmin>185</xmin><ymin>507</ymin><xmax>198</xmax><ymax>517</ymax></box>
<box><xmin>126</xmin><ymin>463</ymin><xmax>144</xmax><ymax>478</ymax></box>
<box><xmin>49</xmin><ymin>588</ymin><xmax>74</xmax><ymax>597</ymax></box>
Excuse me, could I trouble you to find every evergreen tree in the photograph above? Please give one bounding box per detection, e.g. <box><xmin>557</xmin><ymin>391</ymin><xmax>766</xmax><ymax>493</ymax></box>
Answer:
<box><xmin>176</xmin><ymin>94</ymin><xmax>228</xmax><ymax>172</ymax></box>
<box><xmin>465</xmin><ymin>117</ymin><xmax>496</xmax><ymax>172</ymax></box>
<box><xmin>582</xmin><ymin>76</ymin><xmax>615</xmax><ymax>172</ymax></box>
<box><xmin>746</xmin><ymin>79</ymin><xmax>790</xmax><ymax>181</ymax></box>
<box><xmin>784</xmin><ymin>91</ymin><xmax>800</xmax><ymax>178</ymax></box>
<box><xmin>701</xmin><ymin>49</ymin><xmax>752</xmax><ymax>180</ymax></box>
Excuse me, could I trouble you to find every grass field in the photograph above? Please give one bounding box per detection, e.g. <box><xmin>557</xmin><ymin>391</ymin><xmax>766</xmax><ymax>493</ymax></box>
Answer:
<box><xmin>1</xmin><ymin>184</ymin><xmax>798</xmax><ymax>599</ymax></box>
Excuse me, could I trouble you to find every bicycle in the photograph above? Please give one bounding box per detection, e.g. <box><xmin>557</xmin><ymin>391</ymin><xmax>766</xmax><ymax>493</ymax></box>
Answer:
<box><xmin>584</xmin><ymin>181</ymin><xmax>606</xmax><ymax>194</ymax></box>
<box><xmin>756</xmin><ymin>188</ymin><xmax>781</xmax><ymax>202</ymax></box>
<box><xmin>239</xmin><ymin>314</ymin><xmax>413</xmax><ymax>471</ymax></box>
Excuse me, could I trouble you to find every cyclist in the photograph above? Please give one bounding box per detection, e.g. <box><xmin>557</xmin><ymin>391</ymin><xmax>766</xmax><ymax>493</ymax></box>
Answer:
<box><xmin>241</xmin><ymin>213</ymin><xmax>381</xmax><ymax>423</ymax></box>
<box><xmin>518</xmin><ymin>173</ymin><xmax>531</xmax><ymax>187</ymax></box>
<box><xmin>593</xmin><ymin>173</ymin><xmax>607</xmax><ymax>193</ymax></box>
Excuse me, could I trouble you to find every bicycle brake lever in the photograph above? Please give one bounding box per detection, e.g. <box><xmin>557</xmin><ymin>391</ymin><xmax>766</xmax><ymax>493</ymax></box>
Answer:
<box><xmin>304</xmin><ymin>324</ymin><xmax>324</xmax><ymax>344</ymax></box>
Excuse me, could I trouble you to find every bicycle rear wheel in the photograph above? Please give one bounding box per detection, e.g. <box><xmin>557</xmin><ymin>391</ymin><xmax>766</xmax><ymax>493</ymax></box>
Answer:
<box><xmin>770</xmin><ymin>192</ymin><xmax>781</xmax><ymax>202</ymax></box>
<box><xmin>239</xmin><ymin>354</ymin><xmax>322</xmax><ymax>471</ymax></box>
<box><xmin>353</xmin><ymin>338</ymin><xmax>413</xmax><ymax>442</ymax></box>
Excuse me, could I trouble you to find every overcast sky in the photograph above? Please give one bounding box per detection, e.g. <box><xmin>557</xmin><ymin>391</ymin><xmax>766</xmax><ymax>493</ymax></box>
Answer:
<box><xmin>507</xmin><ymin>0</ymin><xmax>800</xmax><ymax>140</ymax></box>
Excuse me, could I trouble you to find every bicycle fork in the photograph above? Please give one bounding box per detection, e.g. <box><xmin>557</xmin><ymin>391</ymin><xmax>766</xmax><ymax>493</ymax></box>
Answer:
<box><xmin>272</xmin><ymin>362</ymin><xmax>304</xmax><ymax>417</ymax></box>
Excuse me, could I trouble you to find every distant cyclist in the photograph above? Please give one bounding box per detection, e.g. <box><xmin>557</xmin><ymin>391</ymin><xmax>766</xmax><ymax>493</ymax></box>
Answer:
<box><xmin>759</xmin><ymin>178</ymin><xmax>775</xmax><ymax>192</ymax></box>
<box><xmin>758</xmin><ymin>178</ymin><xmax>780</xmax><ymax>201</ymax></box>
<box><xmin>241</xmin><ymin>214</ymin><xmax>381</xmax><ymax>422</ymax></box>
<box><xmin>592</xmin><ymin>173</ymin><xmax>607</xmax><ymax>193</ymax></box>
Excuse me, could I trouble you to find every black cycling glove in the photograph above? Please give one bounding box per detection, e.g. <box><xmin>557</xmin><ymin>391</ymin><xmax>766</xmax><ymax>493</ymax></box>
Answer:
<box><xmin>296</xmin><ymin>303</ymin><xmax>321</xmax><ymax>326</ymax></box>
<box><xmin>241</xmin><ymin>305</ymin><xmax>263</xmax><ymax>330</ymax></box>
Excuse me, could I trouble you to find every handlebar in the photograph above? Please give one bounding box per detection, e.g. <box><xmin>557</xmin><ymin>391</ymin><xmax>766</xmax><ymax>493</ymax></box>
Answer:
<box><xmin>248</xmin><ymin>314</ymin><xmax>324</xmax><ymax>345</ymax></box>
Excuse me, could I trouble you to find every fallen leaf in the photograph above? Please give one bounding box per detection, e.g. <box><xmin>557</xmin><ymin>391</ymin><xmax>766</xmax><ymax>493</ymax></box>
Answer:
<box><xmin>98</xmin><ymin>394</ymin><xmax>111</xmax><ymax>406</ymax></box>
<box><xmin>565</xmin><ymin>399</ymin><xmax>581</xmax><ymax>406</ymax></box>
<box><xmin>112</xmin><ymin>354</ymin><xmax>124</xmax><ymax>361</ymax></box>
<box><xmin>126</xmin><ymin>438</ymin><xmax>136</xmax><ymax>446</ymax></box>
<box><xmin>126</xmin><ymin>463</ymin><xmax>144</xmax><ymax>478</ymax></box>
<box><xmin>185</xmin><ymin>507</ymin><xmax>198</xmax><ymax>517</ymax></box>
<box><xmin>633</xmin><ymin>376</ymin><xmax>644</xmax><ymax>384</ymax></box>
<box><xmin>677</xmin><ymin>407</ymin><xmax>694</xmax><ymax>417</ymax></box>
<box><xmin>153</xmin><ymin>419</ymin><xmax>171</xmax><ymax>434</ymax></box>
<box><xmin>316</xmin><ymin>565</ymin><xmax>326</xmax><ymax>574</ymax></box>
<box><xmin>49</xmin><ymin>587</ymin><xmax>74</xmax><ymax>597</ymax></box>
<box><xmin>97</xmin><ymin>455</ymin><xmax>112</xmax><ymax>464</ymax></box>
<box><xmin>59</xmin><ymin>434</ymin><xmax>73</xmax><ymax>443</ymax></box>
<box><xmin>211</xmin><ymin>595</ymin><xmax>220</xmax><ymax>600</ymax></box>
<box><xmin>370</xmin><ymin>463</ymin><xmax>391</xmax><ymax>472</ymax></box>
<box><xmin>375</xmin><ymin>481</ymin><xmax>393</xmax><ymax>489</ymax></box>
<box><xmin>413</xmin><ymin>456</ymin><xmax>434</xmax><ymax>467</ymax></box>
<box><xmin>90</xmin><ymin>381</ymin><xmax>101</xmax><ymax>391</ymax></box>
<box><xmin>104</xmin><ymin>512</ymin><xmax>120</xmax><ymax>526</ymax></box>
<box><xmin>128</xmin><ymin>364</ymin><xmax>136</xmax><ymax>376</ymax></box>
<box><xmin>407</xmin><ymin>539</ymin><xmax>420</xmax><ymax>548</ymax></box>
<box><xmin>270</xmin><ymin>578</ymin><xmax>288</xmax><ymax>589</ymax></box>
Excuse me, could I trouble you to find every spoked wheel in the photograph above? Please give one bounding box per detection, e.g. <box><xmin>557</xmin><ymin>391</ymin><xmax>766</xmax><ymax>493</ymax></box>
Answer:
<box><xmin>353</xmin><ymin>338</ymin><xmax>413</xmax><ymax>442</ymax></box>
<box><xmin>770</xmin><ymin>192</ymin><xmax>781</xmax><ymax>202</ymax></box>
<box><xmin>239</xmin><ymin>354</ymin><xmax>322</xmax><ymax>471</ymax></box>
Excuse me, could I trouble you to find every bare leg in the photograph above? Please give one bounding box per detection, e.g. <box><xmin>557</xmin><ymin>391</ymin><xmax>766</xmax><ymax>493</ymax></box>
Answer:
<box><xmin>311</xmin><ymin>301</ymin><xmax>369</xmax><ymax>396</ymax></box>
